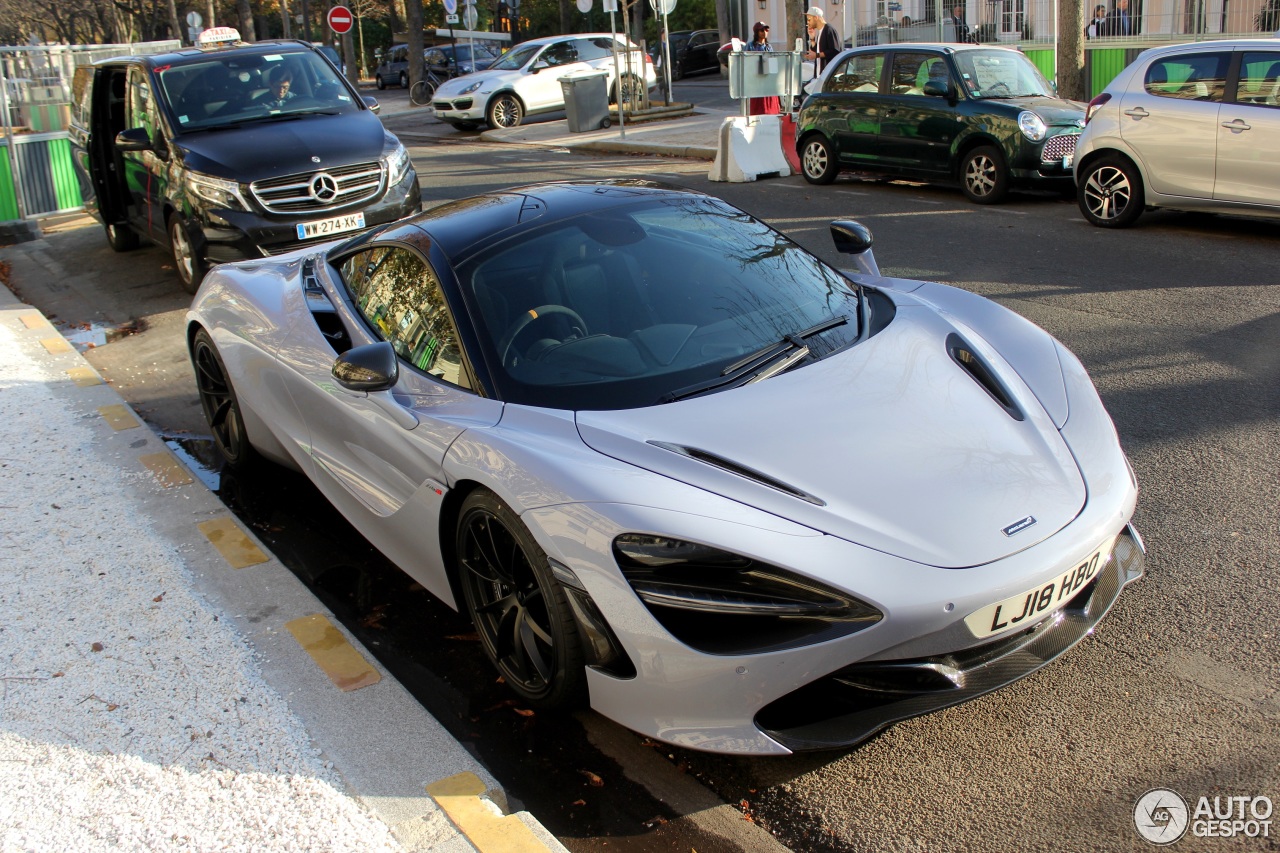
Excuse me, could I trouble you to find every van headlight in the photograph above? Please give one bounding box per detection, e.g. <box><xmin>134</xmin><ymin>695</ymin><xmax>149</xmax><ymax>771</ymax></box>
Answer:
<box><xmin>1018</xmin><ymin>110</ymin><xmax>1048</xmax><ymax>142</ymax></box>
<box><xmin>382</xmin><ymin>140</ymin><xmax>411</xmax><ymax>186</ymax></box>
<box><xmin>185</xmin><ymin>172</ymin><xmax>249</xmax><ymax>211</ymax></box>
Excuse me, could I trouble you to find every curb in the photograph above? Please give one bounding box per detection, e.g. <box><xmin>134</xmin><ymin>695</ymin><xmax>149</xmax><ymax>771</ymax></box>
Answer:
<box><xmin>0</xmin><ymin>282</ymin><xmax>568</xmax><ymax>853</ymax></box>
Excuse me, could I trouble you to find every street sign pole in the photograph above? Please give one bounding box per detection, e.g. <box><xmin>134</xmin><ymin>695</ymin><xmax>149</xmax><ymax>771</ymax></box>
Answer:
<box><xmin>605</xmin><ymin>0</ymin><xmax>625</xmax><ymax>138</ymax></box>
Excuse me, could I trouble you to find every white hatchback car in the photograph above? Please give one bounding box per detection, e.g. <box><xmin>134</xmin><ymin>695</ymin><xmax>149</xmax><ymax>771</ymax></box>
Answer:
<box><xmin>1074</xmin><ymin>39</ymin><xmax>1280</xmax><ymax>227</ymax></box>
<box><xmin>432</xmin><ymin>33</ymin><xmax>656</xmax><ymax>129</ymax></box>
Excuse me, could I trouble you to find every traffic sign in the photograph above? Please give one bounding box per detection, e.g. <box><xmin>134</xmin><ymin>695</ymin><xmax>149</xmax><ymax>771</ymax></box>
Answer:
<box><xmin>648</xmin><ymin>0</ymin><xmax>676</xmax><ymax>12</ymax></box>
<box><xmin>326</xmin><ymin>5</ymin><xmax>354</xmax><ymax>34</ymax></box>
<box><xmin>463</xmin><ymin>5</ymin><xmax>478</xmax><ymax>29</ymax></box>
<box><xmin>443</xmin><ymin>0</ymin><xmax>457</xmax><ymax>14</ymax></box>
<box><xmin>576</xmin><ymin>0</ymin><xmax>591</xmax><ymax>11</ymax></box>
<box><xmin>446</xmin><ymin>12</ymin><xmax>459</xmax><ymax>23</ymax></box>
<box><xmin>186</xmin><ymin>11</ymin><xmax>202</xmax><ymax>27</ymax></box>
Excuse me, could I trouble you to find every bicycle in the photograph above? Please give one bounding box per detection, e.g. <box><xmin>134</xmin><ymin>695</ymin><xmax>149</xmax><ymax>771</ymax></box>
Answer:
<box><xmin>409</xmin><ymin>72</ymin><xmax>444</xmax><ymax>107</ymax></box>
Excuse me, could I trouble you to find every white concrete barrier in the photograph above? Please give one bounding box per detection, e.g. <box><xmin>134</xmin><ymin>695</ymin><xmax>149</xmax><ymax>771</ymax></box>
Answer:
<box><xmin>708</xmin><ymin>115</ymin><xmax>793</xmax><ymax>183</ymax></box>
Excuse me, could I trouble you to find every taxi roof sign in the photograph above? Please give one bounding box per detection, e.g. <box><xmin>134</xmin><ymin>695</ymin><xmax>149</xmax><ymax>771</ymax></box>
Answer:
<box><xmin>197</xmin><ymin>26</ymin><xmax>242</xmax><ymax>46</ymax></box>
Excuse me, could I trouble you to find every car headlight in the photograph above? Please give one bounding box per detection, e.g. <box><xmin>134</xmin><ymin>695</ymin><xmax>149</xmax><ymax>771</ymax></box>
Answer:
<box><xmin>382</xmin><ymin>139</ymin><xmax>411</xmax><ymax>186</ymax></box>
<box><xmin>1018</xmin><ymin>110</ymin><xmax>1048</xmax><ymax>142</ymax></box>
<box><xmin>458</xmin><ymin>80</ymin><xmax>484</xmax><ymax>95</ymax></box>
<box><xmin>185</xmin><ymin>171</ymin><xmax>249</xmax><ymax>211</ymax></box>
<box><xmin>613</xmin><ymin>534</ymin><xmax>882</xmax><ymax>655</ymax></box>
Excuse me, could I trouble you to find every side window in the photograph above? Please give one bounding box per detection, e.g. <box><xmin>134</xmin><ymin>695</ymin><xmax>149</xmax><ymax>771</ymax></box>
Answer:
<box><xmin>71</xmin><ymin>66</ymin><xmax>94</xmax><ymax>128</ymax></box>
<box><xmin>1143</xmin><ymin>53</ymin><xmax>1228</xmax><ymax>101</ymax></box>
<box><xmin>127</xmin><ymin>67</ymin><xmax>157</xmax><ymax>138</ymax></box>
<box><xmin>540</xmin><ymin>41</ymin><xmax>579</xmax><ymax>67</ymax></box>
<box><xmin>339</xmin><ymin>247</ymin><xmax>472</xmax><ymax>390</ymax></box>
<box><xmin>827</xmin><ymin>54</ymin><xmax>885</xmax><ymax>93</ymax></box>
<box><xmin>691</xmin><ymin>33</ymin><xmax>717</xmax><ymax>49</ymax></box>
<box><xmin>575</xmin><ymin>38</ymin><xmax>614</xmax><ymax>62</ymax></box>
<box><xmin>890</xmin><ymin>52</ymin><xmax>931</xmax><ymax>95</ymax></box>
<box><xmin>1235</xmin><ymin>52</ymin><xmax>1280</xmax><ymax>107</ymax></box>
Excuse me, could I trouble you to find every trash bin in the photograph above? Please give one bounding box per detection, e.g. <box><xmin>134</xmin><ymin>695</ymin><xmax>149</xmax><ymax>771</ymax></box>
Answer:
<box><xmin>561</xmin><ymin>70</ymin><xmax>610</xmax><ymax>133</ymax></box>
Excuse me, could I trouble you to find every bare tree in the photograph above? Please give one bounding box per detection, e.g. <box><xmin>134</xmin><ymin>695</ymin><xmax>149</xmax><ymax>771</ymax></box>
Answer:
<box><xmin>1057</xmin><ymin>0</ymin><xmax>1085</xmax><ymax>100</ymax></box>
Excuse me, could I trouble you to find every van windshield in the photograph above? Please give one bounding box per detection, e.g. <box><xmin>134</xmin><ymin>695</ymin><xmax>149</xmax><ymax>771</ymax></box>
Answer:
<box><xmin>158</xmin><ymin>49</ymin><xmax>359</xmax><ymax>131</ymax></box>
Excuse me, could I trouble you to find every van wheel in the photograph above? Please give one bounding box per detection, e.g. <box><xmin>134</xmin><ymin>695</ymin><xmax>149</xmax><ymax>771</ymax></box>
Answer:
<box><xmin>169</xmin><ymin>213</ymin><xmax>207</xmax><ymax>295</ymax></box>
<box><xmin>399</xmin><ymin>71</ymin><xmax>408</xmax><ymax>88</ymax></box>
<box><xmin>375</xmin><ymin>75</ymin><xmax>386</xmax><ymax>90</ymax></box>
<box><xmin>104</xmin><ymin>221</ymin><xmax>139</xmax><ymax>252</ymax></box>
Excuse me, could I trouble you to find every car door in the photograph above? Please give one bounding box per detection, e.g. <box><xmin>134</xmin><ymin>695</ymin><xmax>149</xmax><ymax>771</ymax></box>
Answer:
<box><xmin>278</xmin><ymin>245</ymin><xmax>502</xmax><ymax>602</ymax></box>
<box><xmin>1119</xmin><ymin>49</ymin><xmax>1230</xmax><ymax>199</ymax></box>
<box><xmin>121</xmin><ymin>65</ymin><xmax>168</xmax><ymax>243</ymax></box>
<box><xmin>687</xmin><ymin>32</ymin><xmax>720</xmax><ymax>74</ymax></box>
<box><xmin>522</xmin><ymin>40</ymin><xmax>588</xmax><ymax>110</ymax></box>
<box><xmin>1213</xmin><ymin>50</ymin><xmax>1280</xmax><ymax>206</ymax></box>
<box><xmin>817</xmin><ymin>51</ymin><xmax>886</xmax><ymax>164</ymax></box>
<box><xmin>875</xmin><ymin>51</ymin><xmax>963</xmax><ymax>174</ymax></box>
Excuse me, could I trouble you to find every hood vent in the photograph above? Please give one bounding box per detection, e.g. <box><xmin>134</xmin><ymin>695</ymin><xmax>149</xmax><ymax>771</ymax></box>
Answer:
<box><xmin>647</xmin><ymin>441</ymin><xmax>827</xmax><ymax>506</ymax></box>
<box><xmin>946</xmin><ymin>333</ymin><xmax>1024</xmax><ymax>422</ymax></box>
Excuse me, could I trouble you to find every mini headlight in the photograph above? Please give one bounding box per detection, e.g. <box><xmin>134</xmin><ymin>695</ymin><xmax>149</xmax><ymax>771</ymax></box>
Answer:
<box><xmin>1018</xmin><ymin>110</ymin><xmax>1048</xmax><ymax>142</ymax></box>
<box><xmin>382</xmin><ymin>140</ymin><xmax>410</xmax><ymax>186</ymax></box>
<box><xmin>185</xmin><ymin>172</ymin><xmax>249</xmax><ymax>211</ymax></box>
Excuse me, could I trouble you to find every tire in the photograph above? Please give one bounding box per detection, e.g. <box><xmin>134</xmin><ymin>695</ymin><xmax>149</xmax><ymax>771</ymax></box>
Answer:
<box><xmin>104</xmin><ymin>221</ymin><xmax>139</xmax><ymax>252</ymax></box>
<box><xmin>611</xmin><ymin>73</ymin><xmax>643</xmax><ymax>106</ymax></box>
<box><xmin>801</xmin><ymin>134</ymin><xmax>839</xmax><ymax>185</ymax></box>
<box><xmin>456</xmin><ymin>489</ymin><xmax>586</xmax><ymax>709</ymax></box>
<box><xmin>375</xmin><ymin>75</ymin><xmax>386</xmax><ymax>90</ymax></box>
<box><xmin>191</xmin><ymin>328</ymin><xmax>258</xmax><ymax>470</ymax></box>
<box><xmin>398</xmin><ymin>71</ymin><xmax>408</xmax><ymax>89</ymax></box>
<box><xmin>1077</xmin><ymin>155</ymin><xmax>1145</xmax><ymax>228</ymax></box>
<box><xmin>168</xmin><ymin>213</ymin><xmax>207</xmax><ymax>294</ymax></box>
<box><xmin>486</xmin><ymin>93</ymin><xmax>523</xmax><ymax>129</ymax></box>
<box><xmin>452</xmin><ymin>121</ymin><xmax>480</xmax><ymax>131</ymax></box>
<box><xmin>672</xmin><ymin>63</ymin><xmax>685</xmax><ymax>82</ymax></box>
<box><xmin>410</xmin><ymin>78</ymin><xmax>437</xmax><ymax>107</ymax></box>
<box><xmin>960</xmin><ymin>145</ymin><xmax>1009</xmax><ymax>204</ymax></box>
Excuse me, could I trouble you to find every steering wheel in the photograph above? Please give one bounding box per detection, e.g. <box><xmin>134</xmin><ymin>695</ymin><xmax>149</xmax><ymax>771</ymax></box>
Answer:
<box><xmin>498</xmin><ymin>305</ymin><xmax>588</xmax><ymax>365</ymax></box>
<box><xmin>986</xmin><ymin>81</ymin><xmax>1011</xmax><ymax>96</ymax></box>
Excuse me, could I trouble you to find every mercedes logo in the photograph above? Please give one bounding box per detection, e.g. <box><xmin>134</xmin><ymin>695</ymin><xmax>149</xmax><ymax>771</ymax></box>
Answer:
<box><xmin>309</xmin><ymin>172</ymin><xmax>339</xmax><ymax>203</ymax></box>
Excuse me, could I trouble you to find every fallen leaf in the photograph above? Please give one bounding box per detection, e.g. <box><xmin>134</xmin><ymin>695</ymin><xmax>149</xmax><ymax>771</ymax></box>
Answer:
<box><xmin>513</xmin><ymin>708</ymin><xmax>535</xmax><ymax>717</ymax></box>
<box><xmin>52</xmin><ymin>672</ymin><xmax>64</xmax><ymax>678</ymax></box>
<box><xmin>106</xmin><ymin>704</ymin><xmax>118</xmax><ymax>711</ymax></box>
<box><xmin>572</xmin><ymin>799</ymin><xmax>586</xmax><ymax>807</ymax></box>
<box><xmin>90</xmin><ymin>642</ymin><xmax>104</xmax><ymax>652</ymax></box>
<box><xmin>153</xmin><ymin>594</ymin><xmax>164</xmax><ymax>602</ymax></box>
<box><xmin>643</xmin><ymin>816</ymin><xmax>668</xmax><ymax>827</ymax></box>
<box><xmin>579</xmin><ymin>770</ymin><xmax>604</xmax><ymax>787</ymax></box>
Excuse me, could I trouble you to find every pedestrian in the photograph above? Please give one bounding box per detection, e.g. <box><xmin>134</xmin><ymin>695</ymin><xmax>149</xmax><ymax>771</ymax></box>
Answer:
<box><xmin>1085</xmin><ymin>4</ymin><xmax>1107</xmax><ymax>38</ymax></box>
<box><xmin>804</xmin><ymin>6</ymin><xmax>841</xmax><ymax>77</ymax></box>
<box><xmin>1105</xmin><ymin>0</ymin><xmax>1133</xmax><ymax>36</ymax></box>
<box><xmin>745</xmin><ymin>21</ymin><xmax>782</xmax><ymax>116</ymax></box>
<box><xmin>949</xmin><ymin>4</ymin><xmax>970</xmax><ymax>42</ymax></box>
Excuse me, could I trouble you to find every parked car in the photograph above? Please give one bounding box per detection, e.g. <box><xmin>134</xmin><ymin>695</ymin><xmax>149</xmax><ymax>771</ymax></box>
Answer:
<box><xmin>69</xmin><ymin>32</ymin><xmax>420</xmax><ymax>292</ymax></box>
<box><xmin>796</xmin><ymin>43</ymin><xmax>1086</xmax><ymax>203</ymax></box>
<box><xmin>432</xmin><ymin>33</ymin><xmax>656</xmax><ymax>130</ymax></box>
<box><xmin>375</xmin><ymin>43</ymin><xmax>412</xmax><ymax>89</ymax></box>
<box><xmin>1074</xmin><ymin>38</ymin><xmax>1280</xmax><ymax>228</ymax></box>
<box><xmin>425</xmin><ymin>43</ymin><xmax>500</xmax><ymax>79</ymax></box>
<box><xmin>187</xmin><ymin>179</ymin><xmax>1145</xmax><ymax>755</ymax></box>
<box><xmin>314</xmin><ymin>43</ymin><xmax>346</xmax><ymax>76</ymax></box>
<box><xmin>652</xmin><ymin>30</ymin><xmax>724</xmax><ymax>80</ymax></box>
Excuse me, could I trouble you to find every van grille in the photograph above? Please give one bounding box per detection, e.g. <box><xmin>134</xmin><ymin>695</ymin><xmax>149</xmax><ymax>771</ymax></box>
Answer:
<box><xmin>250</xmin><ymin>161</ymin><xmax>385</xmax><ymax>214</ymax></box>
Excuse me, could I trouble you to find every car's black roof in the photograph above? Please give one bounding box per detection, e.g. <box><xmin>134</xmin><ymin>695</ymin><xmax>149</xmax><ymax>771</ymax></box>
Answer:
<box><xmin>96</xmin><ymin>39</ymin><xmax>320</xmax><ymax>69</ymax></box>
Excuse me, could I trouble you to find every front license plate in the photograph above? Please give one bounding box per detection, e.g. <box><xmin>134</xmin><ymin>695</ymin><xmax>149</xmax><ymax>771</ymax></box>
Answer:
<box><xmin>1062</xmin><ymin>152</ymin><xmax>1075</xmax><ymax>169</ymax></box>
<box><xmin>296</xmin><ymin>212</ymin><xmax>365</xmax><ymax>240</ymax></box>
<box><xmin>964</xmin><ymin>535</ymin><xmax>1118</xmax><ymax>640</ymax></box>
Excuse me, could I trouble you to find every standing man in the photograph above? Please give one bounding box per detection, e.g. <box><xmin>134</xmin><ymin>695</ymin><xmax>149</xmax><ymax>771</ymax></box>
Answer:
<box><xmin>804</xmin><ymin>7</ymin><xmax>841</xmax><ymax>77</ymax></box>
<box><xmin>950</xmin><ymin>4</ymin><xmax>970</xmax><ymax>42</ymax></box>
<box><xmin>1106</xmin><ymin>0</ymin><xmax>1133</xmax><ymax>36</ymax></box>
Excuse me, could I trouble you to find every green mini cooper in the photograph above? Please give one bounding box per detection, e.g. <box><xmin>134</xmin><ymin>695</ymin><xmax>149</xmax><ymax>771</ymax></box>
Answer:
<box><xmin>797</xmin><ymin>44</ymin><xmax>1086</xmax><ymax>204</ymax></box>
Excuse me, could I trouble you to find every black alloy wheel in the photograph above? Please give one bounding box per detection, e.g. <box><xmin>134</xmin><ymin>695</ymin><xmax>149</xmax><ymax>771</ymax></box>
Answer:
<box><xmin>456</xmin><ymin>489</ymin><xmax>585</xmax><ymax>709</ymax></box>
<box><xmin>191</xmin><ymin>328</ymin><xmax>257</xmax><ymax>469</ymax></box>
<box><xmin>169</xmin><ymin>213</ymin><xmax>207</xmax><ymax>294</ymax></box>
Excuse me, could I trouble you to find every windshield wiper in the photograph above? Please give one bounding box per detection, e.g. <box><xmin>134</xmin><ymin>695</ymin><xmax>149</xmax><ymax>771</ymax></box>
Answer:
<box><xmin>660</xmin><ymin>315</ymin><xmax>849</xmax><ymax>403</ymax></box>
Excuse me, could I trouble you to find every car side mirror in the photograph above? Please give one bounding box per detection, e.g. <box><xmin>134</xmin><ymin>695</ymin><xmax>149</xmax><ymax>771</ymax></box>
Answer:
<box><xmin>114</xmin><ymin>127</ymin><xmax>152</xmax><ymax>152</ymax></box>
<box><xmin>362</xmin><ymin>95</ymin><xmax>380</xmax><ymax>113</ymax></box>
<box><xmin>923</xmin><ymin>80</ymin><xmax>954</xmax><ymax>99</ymax></box>
<box><xmin>830</xmin><ymin>220</ymin><xmax>880</xmax><ymax>276</ymax></box>
<box><xmin>333</xmin><ymin>341</ymin><xmax>398</xmax><ymax>392</ymax></box>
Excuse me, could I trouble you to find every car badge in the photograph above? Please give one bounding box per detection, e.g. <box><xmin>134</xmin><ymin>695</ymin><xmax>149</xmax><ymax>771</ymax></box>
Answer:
<box><xmin>308</xmin><ymin>172</ymin><xmax>339</xmax><ymax>203</ymax></box>
<box><xmin>1002</xmin><ymin>516</ymin><xmax>1037</xmax><ymax>537</ymax></box>
<box><xmin>311</xmin><ymin>156</ymin><xmax>321</xmax><ymax>163</ymax></box>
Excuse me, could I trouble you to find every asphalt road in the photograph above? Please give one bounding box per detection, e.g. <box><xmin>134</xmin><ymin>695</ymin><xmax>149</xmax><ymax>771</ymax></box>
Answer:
<box><xmin>5</xmin><ymin>92</ymin><xmax>1278</xmax><ymax>852</ymax></box>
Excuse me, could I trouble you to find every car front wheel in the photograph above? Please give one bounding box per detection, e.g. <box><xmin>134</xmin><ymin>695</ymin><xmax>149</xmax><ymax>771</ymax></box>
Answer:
<box><xmin>168</xmin><ymin>213</ymin><xmax>207</xmax><ymax>294</ymax></box>
<box><xmin>375</xmin><ymin>74</ymin><xmax>386</xmax><ymax>90</ymax></box>
<box><xmin>191</xmin><ymin>328</ymin><xmax>258</xmax><ymax>469</ymax></box>
<box><xmin>456</xmin><ymin>489</ymin><xmax>585</xmax><ymax>709</ymax></box>
<box><xmin>1077</xmin><ymin>156</ymin><xmax>1145</xmax><ymax>228</ymax></box>
<box><xmin>487</xmin><ymin>94</ymin><xmax>524</xmax><ymax>128</ymax></box>
<box><xmin>104</xmin><ymin>221</ymin><xmax>139</xmax><ymax>252</ymax></box>
<box><xmin>961</xmin><ymin>145</ymin><xmax>1009</xmax><ymax>204</ymax></box>
<box><xmin>801</xmin><ymin>135</ymin><xmax>838</xmax><ymax>185</ymax></box>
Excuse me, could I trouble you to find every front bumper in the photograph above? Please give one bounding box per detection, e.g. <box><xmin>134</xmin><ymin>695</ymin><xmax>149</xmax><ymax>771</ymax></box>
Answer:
<box><xmin>197</xmin><ymin>166</ymin><xmax>421</xmax><ymax>264</ymax></box>
<box><xmin>1011</xmin><ymin>130</ymin><xmax>1081</xmax><ymax>186</ymax></box>
<box><xmin>754</xmin><ymin>524</ymin><xmax>1146</xmax><ymax>752</ymax></box>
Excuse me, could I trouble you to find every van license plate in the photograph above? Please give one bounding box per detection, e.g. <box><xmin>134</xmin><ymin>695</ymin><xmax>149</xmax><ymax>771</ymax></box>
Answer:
<box><xmin>296</xmin><ymin>212</ymin><xmax>366</xmax><ymax>240</ymax></box>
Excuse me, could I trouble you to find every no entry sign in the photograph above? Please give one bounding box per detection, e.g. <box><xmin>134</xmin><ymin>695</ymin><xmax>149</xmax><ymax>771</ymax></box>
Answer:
<box><xmin>326</xmin><ymin>6</ymin><xmax>354</xmax><ymax>34</ymax></box>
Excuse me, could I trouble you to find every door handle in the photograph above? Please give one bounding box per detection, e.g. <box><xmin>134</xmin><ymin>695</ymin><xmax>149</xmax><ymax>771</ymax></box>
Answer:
<box><xmin>1123</xmin><ymin>107</ymin><xmax>1149</xmax><ymax>119</ymax></box>
<box><xmin>1220</xmin><ymin>118</ymin><xmax>1251</xmax><ymax>133</ymax></box>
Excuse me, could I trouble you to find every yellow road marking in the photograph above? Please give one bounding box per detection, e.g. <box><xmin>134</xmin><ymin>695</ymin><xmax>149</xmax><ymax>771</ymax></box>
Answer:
<box><xmin>197</xmin><ymin>517</ymin><xmax>269</xmax><ymax>569</ymax></box>
<box><xmin>97</xmin><ymin>404</ymin><xmax>139</xmax><ymax>431</ymax></box>
<box><xmin>20</xmin><ymin>313</ymin><xmax>50</xmax><ymax>329</ymax></box>
<box><xmin>40</xmin><ymin>337</ymin><xmax>73</xmax><ymax>354</ymax></box>
<box><xmin>67</xmin><ymin>367</ymin><xmax>103</xmax><ymax>386</ymax></box>
<box><xmin>139</xmin><ymin>451</ymin><xmax>194</xmax><ymax>488</ymax></box>
<box><xmin>426</xmin><ymin>772</ymin><xmax>553</xmax><ymax>853</ymax></box>
<box><xmin>284</xmin><ymin>614</ymin><xmax>381</xmax><ymax>692</ymax></box>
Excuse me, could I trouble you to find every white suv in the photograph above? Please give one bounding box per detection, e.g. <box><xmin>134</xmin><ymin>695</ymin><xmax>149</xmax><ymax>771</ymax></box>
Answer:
<box><xmin>432</xmin><ymin>33</ymin><xmax>656</xmax><ymax>129</ymax></box>
<box><xmin>1074</xmin><ymin>39</ymin><xmax>1280</xmax><ymax>228</ymax></box>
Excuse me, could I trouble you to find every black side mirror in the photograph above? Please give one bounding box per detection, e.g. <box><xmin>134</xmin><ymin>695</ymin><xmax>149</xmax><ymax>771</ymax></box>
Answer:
<box><xmin>114</xmin><ymin>127</ymin><xmax>152</xmax><ymax>152</ymax></box>
<box><xmin>831</xmin><ymin>220</ymin><xmax>880</xmax><ymax>276</ymax></box>
<box><xmin>923</xmin><ymin>80</ymin><xmax>953</xmax><ymax>99</ymax></box>
<box><xmin>333</xmin><ymin>341</ymin><xmax>398</xmax><ymax>392</ymax></box>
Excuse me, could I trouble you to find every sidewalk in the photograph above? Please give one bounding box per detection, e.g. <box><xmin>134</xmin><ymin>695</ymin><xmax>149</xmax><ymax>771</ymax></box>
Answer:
<box><xmin>0</xmin><ymin>285</ymin><xmax>566</xmax><ymax>850</ymax></box>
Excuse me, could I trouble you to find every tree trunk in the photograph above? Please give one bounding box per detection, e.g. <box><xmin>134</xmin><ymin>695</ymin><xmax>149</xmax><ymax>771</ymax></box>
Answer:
<box><xmin>406</xmin><ymin>0</ymin><xmax>424</xmax><ymax>88</ymax></box>
<box><xmin>1057</xmin><ymin>0</ymin><xmax>1086</xmax><ymax>100</ymax></box>
<box><xmin>715</xmin><ymin>0</ymin><xmax>730</xmax><ymax>44</ymax></box>
<box><xmin>237</xmin><ymin>0</ymin><xmax>257</xmax><ymax>40</ymax></box>
<box><xmin>559</xmin><ymin>0</ymin><xmax>571</xmax><ymax>36</ymax></box>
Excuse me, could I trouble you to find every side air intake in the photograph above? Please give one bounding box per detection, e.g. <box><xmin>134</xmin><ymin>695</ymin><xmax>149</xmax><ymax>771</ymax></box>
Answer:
<box><xmin>647</xmin><ymin>441</ymin><xmax>826</xmax><ymax>506</ymax></box>
<box><xmin>946</xmin><ymin>333</ymin><xmax>1024</xmax><ymax>421</ymax></box>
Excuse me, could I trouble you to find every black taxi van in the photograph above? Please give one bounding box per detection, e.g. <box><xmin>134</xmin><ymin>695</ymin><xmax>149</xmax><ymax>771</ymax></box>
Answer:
<box><xmin>70</xmin><ymin>29</ymin><xmax>421</xmax><ymax>292</ymax></box>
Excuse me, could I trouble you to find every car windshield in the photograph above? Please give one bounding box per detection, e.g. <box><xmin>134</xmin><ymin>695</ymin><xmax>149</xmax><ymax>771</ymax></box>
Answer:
<box><xmin>489</xmin><ymin>42</ymin><xmax>541</xmax><ymax>71</ymax></box>
<box><xmin>953</xmin><ymin>50</ymin><xmax>1053</xmax><ymax>98</ymax></box>
<box><xmin>158</xmin><ymin>49</ymin><xmax>358</xmax><ymax>131</ymax></box>
<box><xmin>454</xmin><ymin>195</ymin><xmax>865</xmax><ymax>410</ymax></box>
